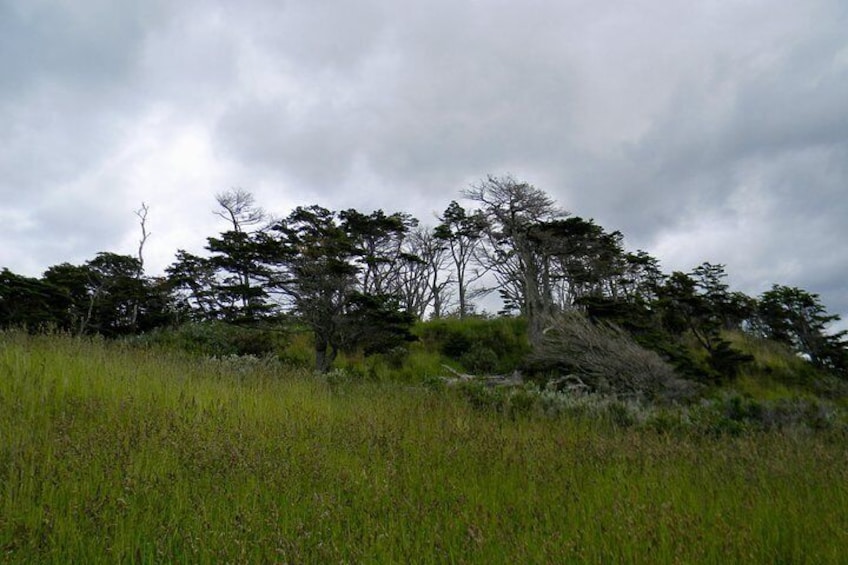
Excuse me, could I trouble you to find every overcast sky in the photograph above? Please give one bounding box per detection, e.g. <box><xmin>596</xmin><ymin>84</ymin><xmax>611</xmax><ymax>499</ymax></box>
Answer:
<box><xmin>2</xmin><ymin>0</ymin><xmax>847</xmax><ymax>321</ymax></box>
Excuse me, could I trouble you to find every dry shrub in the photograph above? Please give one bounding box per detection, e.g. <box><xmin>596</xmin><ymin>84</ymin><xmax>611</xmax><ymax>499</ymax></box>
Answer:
<box><xmin>529</xmin><ymin>311</ymin><xmax>699</xmax><ymax>403</ymax></box>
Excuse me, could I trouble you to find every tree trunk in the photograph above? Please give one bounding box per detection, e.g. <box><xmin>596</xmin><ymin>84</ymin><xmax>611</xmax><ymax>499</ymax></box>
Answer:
<box><xmin>314</xmin><ymin>337</ymin><xmax>338</xmax><ymax>373</ymax></box>
<box><xmin>517</xmin><ymin>236</ymin><xmax>547</xmax><ymax>348</ymax></box>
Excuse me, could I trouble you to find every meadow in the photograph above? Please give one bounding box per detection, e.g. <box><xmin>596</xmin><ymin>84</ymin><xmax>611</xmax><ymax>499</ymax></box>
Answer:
<box><xmin>1</xmin><ymin>332</ymin><xmax>847</xmax><ymax>563</ymax></box>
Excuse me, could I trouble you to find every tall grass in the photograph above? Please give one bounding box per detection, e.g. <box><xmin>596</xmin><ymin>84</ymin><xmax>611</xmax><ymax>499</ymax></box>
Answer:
<box><xmin>1</xmin><ymin>332</ymin><xmax>846</xmax><ymax>562</ymax></box>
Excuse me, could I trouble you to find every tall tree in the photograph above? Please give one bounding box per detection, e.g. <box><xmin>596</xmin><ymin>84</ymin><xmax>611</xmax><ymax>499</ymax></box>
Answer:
<box><xmin>404</xmin><ymin>226</ymin><xmax>452</xmax><ymax>319</ymax></box>
<box><xmin>209</xmin><ymin>188</ymin><xmax>269</xmax><ymax>317</ymax></box>
<box><xmin>165</xmin><ymin>250</ymin><xmax>220</xmax><ymax>321</ymax></box>
<box><xmin>339</xmin><ymin>209</ymin><xmax>416</xmax><ymax>297</ymax></box>
<box><xmin>271</xmin><ymin>206</ymin><xmax>361</xmax><ymax>372</ymax></box>
<box><xmin>0</xmin><ymin>269</ymin><xmax>62</xmax><ymax>330</ymax></box>
<box><xmin>84</xmin><ymin>253</ymin><xmax>149</xmax><ymax>336</ymax></box>
<box><xmin>690</xmin><ymin>262</ymin><xmax>755</xmax><ymax>331</ymax></box>
<box><xmin>205</xmin><ymin>230</ymin><xmax>277</xmax><ymax>322</ymax></box>
<box><xmin>655</xmin><ymin>271</ymin><xmax>752</xmax><ymax>382</ymax></box>
<box><xmin>465</xmin><ymin>175</ymin><xmax>565</xmax><ymax>345</ymax></box>
<box><xmin>269</xmin><ymin>206</ymin><xmax>417</xmax><ymax>372</ymax></box>
<box><xmin>529</xmin><ymin>217</ymin><xmax>627</xmax><ymax>307</ymax></box>
<box><xmin>434</xmin><ymin>201</ymin><xmax>486</xmax><ymax>318</ymax></box>
<box><xmin>756</xmin><ymin>285</ymin><xmax>848</xmax><ymax>374</ymax></box>
<box><xmin>42</xmin><ymin>263</ymin><xmax>98</xmax><ymax>334</ymax></box>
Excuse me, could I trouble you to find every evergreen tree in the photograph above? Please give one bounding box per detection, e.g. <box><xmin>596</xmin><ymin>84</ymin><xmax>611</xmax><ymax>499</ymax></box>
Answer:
<box><xmin>756</xmin><ymin>285</ymin><xmax>848</xmax><ymax>375</ymax></box>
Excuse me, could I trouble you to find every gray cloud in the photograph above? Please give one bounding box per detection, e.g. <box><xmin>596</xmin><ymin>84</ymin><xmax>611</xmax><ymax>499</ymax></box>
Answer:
<box><xmin>1</xmin><ymin>0</ymin><xmax>847</xmax><ymax>325</ymax></box>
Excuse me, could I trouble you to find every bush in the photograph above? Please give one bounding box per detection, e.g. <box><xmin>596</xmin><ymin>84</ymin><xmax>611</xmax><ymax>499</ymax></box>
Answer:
<box><xmin>527</xmin><ymin>312</ymin><xmax>699</xmax><ymax>403</ymax></box>
<box><xmin>416</xmin><ymin>317</ymin><xmax>530</xmax><ymax>373</ymax></box>
<box><xmin>140</xmin><ymin>321</ymin><xmax>281</xmax><ymax>358</ymax></box>
<box><xmin>683</xmin><ymin>392</ymin><xmax>847</xmax><ymax>435</ymax></box>
<box><xmin>460</xmin><ymin>343</ymin><xmax>499</xmax><ymax>373</ymax></box>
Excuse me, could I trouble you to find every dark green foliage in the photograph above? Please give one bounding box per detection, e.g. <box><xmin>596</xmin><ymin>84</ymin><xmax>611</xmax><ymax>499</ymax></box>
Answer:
<box><xmin>440</xmin><ymin>328</ymin><xmax>472</xmax><ymax>359</ymax></box>
<box><xmin>165</xmin><ymin>250</ymin><xmax>219</xmax><ymax>321</ymax></box>
<box><xmin>654</xmin><ymin>271</ymin><xmax>753</xmax><ymax>383</ymax></box>
<box><xmin>416</xmin><ymin>316</ymin><xmax>530</xmax><ymax>373</ymax></box>
<box><xmin>579</xmin><ymin>295</ymin><xmax>655</xmax><ymax>335</ymax></box>
<box><xmin>460</xmin><ymin>343</ymin><xmax>500</xmax><ymax>373</ymax></box>
<box><xmin>205</xmin><ymin>230</ymin><xmax>278</xmax><ymax>322</ymax></box>
<box><xmin>7</xmin><ymin>180</ymin><xmax>848</xmax><ymax>402</ymax></box>
<box><xmin>270</xmin><ymin>205</ymin><xmax>419</xmax><ymax>372</ymax></box>
<box><xmin>2</xmin><ymin>255</ymin><xmax>175</xmax><ymax>337</ymax></box>
<box><xmin>139</xmin><ymin>321</ymin><xmax>280</xmax><ymax>357</ymax></box>
<box><xmin>581</xmin><ymin>269</ymin><xmax>754</xmax><ymax>385</ymax></box>
<box><xmin>706</xmin><ymin>340</ymin><xmax>755</xmax><ymax>379</ymax></box>
<box><xmin>42</xmin><ymin>262</ymin><xmax>95</xmax><ymax>331</ymax></box>
<box><xmin>339</xmin><ymin>208</ymin><xmax>416</xmax><ymax>296</ymax></box>
<box><xmin>0</xmin><ymin>268</ymin><xmax>64</xmax><ymax>330</ymax></box>
<box><xmin>339</xmin><ymin>293</ymin><xmax>417</xmax><ymax>356</ymax></box>
<box><xmin>270</xmin><ymin>205</ymin><xmax>362</xmax><ymax>372</ymax></box>
<box><xmin>755</xmin><ymin>285</ymin><xmax>848</xmax><ymax>376</ymax></box>
<box><xmin>82</xmin><ymin>253</ymin><xmax>175</xmax><ymax>336</ymax></box>
<box><xmin>529</xmin><ymin>217</ymin><xmax>628</xmax><ymax>303</ymax></box>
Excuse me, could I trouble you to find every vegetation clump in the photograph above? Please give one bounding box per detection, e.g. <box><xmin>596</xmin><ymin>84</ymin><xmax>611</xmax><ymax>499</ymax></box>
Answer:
<box><xmin>528</xmin><ymin>311</ymin><xmax>699</xmax><ymax>403</ymax></box>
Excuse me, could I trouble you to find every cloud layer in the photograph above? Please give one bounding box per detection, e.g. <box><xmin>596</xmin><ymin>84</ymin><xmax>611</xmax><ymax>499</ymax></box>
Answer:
<box><xmin>2</xmin><ymin>0</ymin><xmax>846</xmax><ymax>321</ymax></box>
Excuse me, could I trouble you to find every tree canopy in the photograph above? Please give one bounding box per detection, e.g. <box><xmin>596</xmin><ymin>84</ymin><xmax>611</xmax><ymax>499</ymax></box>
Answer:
<box><xmin>2</xmin><ymin>179</ymin><xmax>845</xmax><ymax>380</ymax></box>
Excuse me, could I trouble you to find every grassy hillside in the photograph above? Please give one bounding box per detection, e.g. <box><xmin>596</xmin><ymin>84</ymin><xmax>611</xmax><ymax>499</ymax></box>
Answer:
<box><xmin>1</xmin><ymin>332</ymin><xmax>847</xmax><ymax>562</ymax></box>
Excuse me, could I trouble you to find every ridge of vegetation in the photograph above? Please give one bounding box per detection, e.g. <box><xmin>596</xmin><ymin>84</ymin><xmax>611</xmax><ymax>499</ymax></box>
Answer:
<box><xmin>2</xmin><ymin>177</ymin><xmax>846</xmax><ymax>396</ymax></box>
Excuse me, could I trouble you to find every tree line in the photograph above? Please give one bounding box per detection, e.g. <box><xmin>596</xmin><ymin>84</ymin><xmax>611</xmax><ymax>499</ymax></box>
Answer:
<box><xmin>1</xmin><ymin>176</ymin><xmax>846</xmax><ymax>379</ymax></box>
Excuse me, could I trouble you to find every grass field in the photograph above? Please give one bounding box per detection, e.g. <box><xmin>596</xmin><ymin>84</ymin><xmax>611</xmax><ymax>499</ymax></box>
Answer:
<box><xmin>1</xmin><ymin>332</ymin><xmax>847</xmax><ymax>563</ymax></box>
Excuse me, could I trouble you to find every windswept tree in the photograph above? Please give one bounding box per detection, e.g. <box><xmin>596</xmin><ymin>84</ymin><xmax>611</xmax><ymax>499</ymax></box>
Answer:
<box><xmin>465</xmin><ymin>175</ymin><xmax>566</xmax><ymax>345</ymax></box>
<box><xmin>529</xmin><ymin>217</ymin><xmax>628</xmax><ymax>307</ymax></box>
<box><xmin>0</xmin><ymin>269</ymin><xmax>62</xmax><ymax>330</ymax></box>
<box><xmin>339</xmin><ymin>208</ymin><xmax>417</xmax><ymax>297</ymax></box>
<box><xmin>271</xmin><ymin>205</ymin><xmax>359</xmax><ymax>372</ymax></box>
<box><xmin>269</xmin><ymin>205</ymin><xmax>416</xmax><ymax>372</ymax></box>
<box><xmin>654</xmin><ymin>270</ymin><xmax>752</xmax><ymax>382</ymax></box>
<box><xmin>165</xmin><ymin>250</ymin><xmax>221</xmax><ymax>321</ymax></box>
<box><xmin>205</xmin><ymin>230</ymin><xmax>277</xmax><ymax>322</ymax></box>
<box><xmin>405</xmin><ymin>226</ymin><xmax>452</xmax><ymax>319</ymax></box>
<box><xmin>690</xmin><ymin>262</ymin><xmax>756</xmax><ymax>331</ymax></box>
<box><xmin>208</xmin><ymin>188</ymin><xmax>271</xmax><ymax>319</ymax></box>
<box><xmin>434</xmin><ymin>201</ymin><xmax>487</xmax><ymax>318</ymax></box>
<box><xmin>42</xmin><ymin>262</ymin><xmax>98</xmax><ymax>334</ymax></box>
<box><xmin>84</xmin><ymin>253</ymin><xmax>154</xmax><ymax>336</ymax></box>
<box><xmin>40</xmin><ymin>253</ymin><xmax>174</xmax><ymax>336</ymax></box>
<box><xmin>756</xmin><ymin>285</ymin><xmax>848</xmax><ymax>374</ymax></box>
<box><xmin>620</xmin><ymin>250</ymin><xmax>665</xmax><ymax>303</ymax></box>
<box><xmin>214</xmin><ymin>187</ymin><xmax>267</xmax><ymax>233</ymax></box>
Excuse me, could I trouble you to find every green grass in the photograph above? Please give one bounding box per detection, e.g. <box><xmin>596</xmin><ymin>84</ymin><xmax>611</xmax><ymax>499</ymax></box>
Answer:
<box><xmin>1</xmin><ymin>332</ymin><xmax>847</xmax><ymax>563</ymax></box>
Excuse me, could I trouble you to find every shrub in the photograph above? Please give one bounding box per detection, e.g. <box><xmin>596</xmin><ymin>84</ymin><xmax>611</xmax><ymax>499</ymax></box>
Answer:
<box><xmin>460</xmin><ymin>343</ymin><xmax>499</xmax><ymax>373</ymax></box>
<box><xmin>139</xmin><ymin>321</ymin><xmax>281</xmax><ymax>357</ymax></box>
<box><xmin>527</xmin><ymin>312</ymin><xmax>699</xmax><ymax>403</ymax></box>
<box><xmin>416</xmin><ymin>317</ymin><xmax>530</xmax><ymax>373</ymax></box>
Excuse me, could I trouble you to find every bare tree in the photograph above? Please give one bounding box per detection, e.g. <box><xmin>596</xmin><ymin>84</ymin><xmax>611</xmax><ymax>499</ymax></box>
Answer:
<box><xmin>464</xmin><ymin>175</ymin><xmax>566</xmax><ymax>345</ymax></box>
<box><xmin>130</xmin><ymin>202</ymin><xmax>151</xmax><ymax>329</ymax></box>
<box><xmin>135</xmin><ymin>202</ymin><xmax>151</xmax><ymax>272</ymax></box>
<box><xmin>214</xmin><ymin>187</ymin><xmax>266</xmax><ymax>233</ymax></box>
